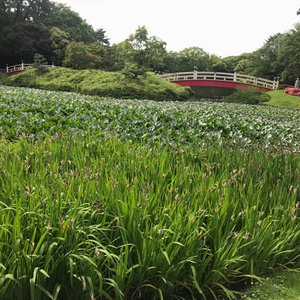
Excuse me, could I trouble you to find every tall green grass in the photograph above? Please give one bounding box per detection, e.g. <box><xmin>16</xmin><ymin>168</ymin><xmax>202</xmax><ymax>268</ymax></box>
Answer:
<box><xmin>0</xmin><ymin>133</ymin><xmax>299</xmax><ymax>299</ymax></box>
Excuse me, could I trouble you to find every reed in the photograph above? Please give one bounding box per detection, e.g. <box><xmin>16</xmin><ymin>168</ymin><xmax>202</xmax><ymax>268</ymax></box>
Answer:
<box><xmin>0</xmin><ymin>134</ymin><xmax>299</xmax><ymax>299</ymax></box>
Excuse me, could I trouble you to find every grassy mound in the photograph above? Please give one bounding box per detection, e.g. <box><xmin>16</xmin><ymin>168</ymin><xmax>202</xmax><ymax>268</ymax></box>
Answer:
<box><xmin>7</xmin><ymin>67</ymin><xmax>190</xmax><ymax>101</ymax></box>
<box><xmin>267</xmin><ymin>90</ymin><xmax>300</xmax><ymax>109</ymax></box>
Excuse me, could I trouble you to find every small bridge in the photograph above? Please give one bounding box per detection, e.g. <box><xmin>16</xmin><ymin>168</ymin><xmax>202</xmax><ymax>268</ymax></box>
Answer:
<box><xmin>161</xmin><ymin>71</ymin><xmax>279</xmax><ymax>97</ymax></box>
<box><xmin>5</xmin><ymin>63</ymin><xmax>54</xmax><ymax>76</ymax></box>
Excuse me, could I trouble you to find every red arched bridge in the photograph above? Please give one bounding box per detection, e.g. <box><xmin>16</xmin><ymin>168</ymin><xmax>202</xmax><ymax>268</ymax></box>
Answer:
<box><xmin>160</xmin><ymin>71</ymin><xmax>279</xmax><ymax>97</ymax></box>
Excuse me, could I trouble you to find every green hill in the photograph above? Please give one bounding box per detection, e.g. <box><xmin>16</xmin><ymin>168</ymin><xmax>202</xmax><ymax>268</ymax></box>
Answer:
<box><xmin>7</xmin><ymin>67</ymin><xmax>190</xmax><ymax>101</ymax></box>
<box><xmin>267</xmin><ymin>90</ymin><xmax>300</xmax><ymax>109</ymax></box>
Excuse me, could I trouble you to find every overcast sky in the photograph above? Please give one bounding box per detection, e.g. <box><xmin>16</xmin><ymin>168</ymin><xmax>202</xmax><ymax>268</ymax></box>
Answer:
<box><xmin>54</xmin><ymin>0</ymin><xmax>299</xmax><ymax>57</ymax></box>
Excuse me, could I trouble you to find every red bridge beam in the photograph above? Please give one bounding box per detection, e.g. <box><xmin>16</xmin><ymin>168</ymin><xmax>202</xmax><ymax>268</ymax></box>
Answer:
<box><xmin>172</xmin><ymin>80</ymin><xmax>272</xmax><ymax>92</ymax></box>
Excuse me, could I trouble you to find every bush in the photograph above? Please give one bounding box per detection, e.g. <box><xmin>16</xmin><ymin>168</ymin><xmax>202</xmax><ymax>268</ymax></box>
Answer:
<box><xmin>32</xmin><ymin>53</ymin><xmax>50</xmax><ymax>75</ymax></box>
<box><xmin>225</xmin><ymin>88</ymin><xmax>271</xmax><ymax>105</ymax></box>
<box><xmin>0</xmin><ymin>72</ymin><xmax>8</xmax><ymax>85</ymax></box>
<box><xmin>8</xmin><ymin>67</ymin><xmax>190</xmax><ymax>101</ymax></box>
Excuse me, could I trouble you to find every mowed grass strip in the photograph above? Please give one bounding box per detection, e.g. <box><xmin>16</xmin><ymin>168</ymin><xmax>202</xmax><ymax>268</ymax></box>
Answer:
<box><xmin>267</xmin><ymin>90</ymin><xmax>300</xmax><ymax>109</ymax></box>
<box><xmin>0</xmin><ymin>134</ymin><xmax>299</xmax><ymax>299</ymax></box>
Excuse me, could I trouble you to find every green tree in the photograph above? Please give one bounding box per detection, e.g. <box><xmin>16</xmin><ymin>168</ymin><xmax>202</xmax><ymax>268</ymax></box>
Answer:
<box><xmin>50</xmin><ymin>27</ymin><xmax>71</xmax><ymax>65</ymax></box>
<box><xmin>235</xmin><ymin>58</ymin><xmax>250</xmax><ymax>73</ymax></box>
<box><xmin>175</xmin><ymin>47</ymin><xmax>210</xmax><ymax>72</ymax></box>
<box><xmin>1</xmin><ymin>0</ymin><xmax>53</xmax><ymax>24</ymax></box>
<box><xmin>116</xmin><ymin>26</ymin><xmax>167</xmax><ymax>77</ymax></box>
<box><xmin>32</xmin><ymin>53</ymin><xmax>49</xmax><ymax>74</ymax></box>
<box><xmin>209</xmin><ymin>54</ymin><xmax>227</xmax><ymax>72</ymax></box>
<box><xmin>249</xmin><ymin>24</ymin><xmax>300</xmax><ymax>84</ymax></box>
<box><xmin>87</xmin><ymin>43</ymin><xmax>111</xmax><ymax>70</ymax></box>
<box><xmin>127</xmin><ymin>26</ymin><xmax>167</xmax><ymax>73</ymax></box>
<box><xmin>278</xmin><ymin>24</ymin><xmax>300</xmax><ymax>83</ymax></box>
<box><xmin>63</xmin><ymin>42</ymin><xmax>97</xmax><ymax>69</ymax></box>
<box><xmin>164</xmin><ymin>51</ymin><xmax>180</xmax><ymax>72</ymax></box>
<box><xmin>250</xmin><ymin>34</ymin><xmax>285</xmax><ymax>79</ymax></box>
<box><xmin>0</xmin><ymin>22</ymin><xmax>52</xmax><ymax>66</ymax></box>
<box><xmin>94</xmin><ymin>28</ymin><xmax>110</xmax><ymax>46</ymax></box>
<box><xmin>44</xmin><ymin>4</ymin><xmax>97</xmax><ymax>44</ymax></box>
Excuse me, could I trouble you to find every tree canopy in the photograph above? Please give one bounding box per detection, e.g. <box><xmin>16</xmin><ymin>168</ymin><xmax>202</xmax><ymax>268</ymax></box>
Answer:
<box><xmin>0</xmin><ymin>0</ymin><xmax>109</xmax><ymax>66</ymax></box>
<box><xmin>0</xmin><ymin>1</ymin><xmax>299</xmax><ymax>84</ymax></box>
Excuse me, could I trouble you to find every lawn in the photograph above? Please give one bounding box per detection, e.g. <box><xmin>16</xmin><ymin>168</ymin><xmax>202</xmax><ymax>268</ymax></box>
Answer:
<box><xmin>267</xmin><ymin>90</ymin><xmax>300</xmax><ymax>109</ymax></box>
<box><xmin>243</xmin><ymin>271</ymin><xmax>300</xmax><ymax>300</ymax></box>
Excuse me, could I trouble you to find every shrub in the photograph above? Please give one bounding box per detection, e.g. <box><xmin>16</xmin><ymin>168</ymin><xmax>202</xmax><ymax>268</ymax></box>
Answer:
<box><xmin>225</xmin><ymin>88</ymin><xmax>271</xmax><ymax>105</ymax></box>
<box><xmin>0</xmin><ymin>72</ymin><xmax>8</xmax><ymax>85</ymax></box>
<box><xmin>32</xmin><ymin>53</ymin><xmax>50</xmax><ymax>75</ymax></box>
<box><xmin>8</xmin><ymin>67</ymin><xmax>190</xmax><ymax>101</ymax></box>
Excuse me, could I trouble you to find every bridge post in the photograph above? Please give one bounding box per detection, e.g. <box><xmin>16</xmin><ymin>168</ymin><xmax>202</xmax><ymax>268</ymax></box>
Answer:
<box><xmin>6</xmin><ymin>64</ymin><xmax>8</xmax><ymax>73</ymax></box>
<box><xmin>273</xmin><ymin>79</ymin><xmax>280</xmax><ymax>90</ymax></box>
<box><xmin>193</xmin><ymin>70</ymin><xmax>197</xmax><ymax>80</ymax></box>
<box><xmin>21</xmin><ymin>61</ymin><xmax>24</xmax><ymax>71</ymax></box>
<box><xmin>233</xmin><ymin>72</ymin><xmax>237</xmax><ymax>82</ymax></box>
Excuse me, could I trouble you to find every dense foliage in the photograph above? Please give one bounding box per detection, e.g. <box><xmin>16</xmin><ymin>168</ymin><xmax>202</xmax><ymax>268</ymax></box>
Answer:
<box><xmin>0</xmin><ymin>1</ymin><xmax>299</xmax><ymax>84</ymax></box>
<box><xmin>0</xmin><ymin>0</ymin><xmax>110</xmax><ymax>67</ymax></box>
<box><xmin>1</xmin><ymin>87</ymin><xmax>300</xmax><ymax>150</ymax></box>
<box><xmin>0</xmin><ymin>86</ymin><xmax>300</xmax><ymax>299</ymax></box>
<box><xmin>0</xmin><ymin>132</ymin><xmax>299</xmax><ymax>299</ymax></box>
<box><xmin>6</xmin><ymin>68</ymin><xmax>190</xmax><ymax>100</ymax></box>
<box><xmin>225</xmin><ymin>89</ymin><xmax>271</xmax><ymax>105</ymax></box>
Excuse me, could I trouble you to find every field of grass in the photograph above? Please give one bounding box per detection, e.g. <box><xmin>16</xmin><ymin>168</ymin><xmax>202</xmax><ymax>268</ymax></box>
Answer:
<box><xmin>267</xmin><ymin>90</ymin><xmax>300</xmax><ymax>109</ymax></box>
<box><xmin>6</xmin><ymin>67</ymin><xmax>190</xmax><ymax>101</ymax></box>
<box><xmin>0</xmin><ymin>86</ymin><xmax>300</xmax><ymax>299</ymax></box>
<box><xmin>243</xmin><ymin>271</ymin><xmax>300</xmax><ymax>300</ymax></box>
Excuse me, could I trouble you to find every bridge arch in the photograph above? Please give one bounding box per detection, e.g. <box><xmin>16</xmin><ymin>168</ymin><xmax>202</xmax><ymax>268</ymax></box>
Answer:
<box><xmin>160</xmin><ymin>71</ymin><xmax>279</xmax><ymax>97</ymax></box>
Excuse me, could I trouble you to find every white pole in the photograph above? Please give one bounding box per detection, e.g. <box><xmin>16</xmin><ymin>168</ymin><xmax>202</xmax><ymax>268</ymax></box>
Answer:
<box><xmin>193</xmin><ymin>69</ymin><xmax>197</xmax><ymax>80</ymax></box>
<box><xmin>233</xmin><ymin>72</ymin><xmax>237</xmax><ymax>82</ymax></box>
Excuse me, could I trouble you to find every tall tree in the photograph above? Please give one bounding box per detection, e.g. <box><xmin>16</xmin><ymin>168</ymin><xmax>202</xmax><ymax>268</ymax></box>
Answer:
<box><xmin>94</xmin><ymin>28</ymin><xmax>110</xmax><ymax>46</ymax></box>
<box><xmin>1</xmin><ymin>0</ymin><xmax>53</xmax><ymax>24</ymax></box>
<box><xmin>49</xmin><ymin>26</ymin><xmax>71</xmax><ymax>65</ymax></box>
<box><xmin>175</xmin><ymin>47</ymin><xmax>210</xmax><ymax>72</ymax></box>
<box><xmin>250</xmin><ymin>34</ymin><xmax>285</xmax><ymax>79</ymax></box>
<box><xmin>63</xmin><ymin>42</ymin><xmax>97</xmax><ymax>69</ymax></box>
<box><xmin>127</xmin><ymin>26</ymin><xmax>167</xmax><ymax>72</ymax></box>
<box><xmin>44</xmin><ymin>4</ymin><xmax>97</xmax><ymax>44</ymax></box>
<box><xmin>278</xmin><ymin>23</ymin><xmax>300</xmax><ymax>83</ymax></box>
<box><xmin>0</xmin><ymin>22</ymin><xmax>52</xmax><ymax>66</ymax></box>
<box><xmin>115</xmin><ymin>26</ymin><xmax>167</xmax><ymax>76</ymax></box>
<box><xmin>209</xmin><ymin>54</ymin><xmax>227</xmax><ymax>72</ymax></box>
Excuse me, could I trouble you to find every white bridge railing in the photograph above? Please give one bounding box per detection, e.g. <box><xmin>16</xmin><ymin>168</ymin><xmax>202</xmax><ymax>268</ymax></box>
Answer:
<box><xmin>6</xmin><ymin>63</ymin><xmax>54</xmax><ymax>74</ymax></box>
<box><xmin>160</xmin><ymin>71</ymin><xmax>279</xmax><ymax>90</ymax></box>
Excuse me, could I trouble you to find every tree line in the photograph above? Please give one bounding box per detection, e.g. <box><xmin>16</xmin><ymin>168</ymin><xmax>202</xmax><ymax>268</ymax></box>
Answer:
<box><xmin>0</xmin><ymin>1</ymin><xmax>299</xmax><ymax>84</ymax></box>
